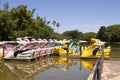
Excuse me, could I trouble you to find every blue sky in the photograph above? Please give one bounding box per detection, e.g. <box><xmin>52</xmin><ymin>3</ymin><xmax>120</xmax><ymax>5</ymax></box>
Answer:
<box><xmin>1</xmin><ymin>0</ymin><xmax>120</xmax><ymax>33</ymax></box>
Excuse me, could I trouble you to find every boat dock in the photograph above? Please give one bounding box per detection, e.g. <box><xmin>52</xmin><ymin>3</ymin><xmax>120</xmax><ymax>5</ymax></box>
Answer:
<box><xmin>101</xmin><ymin>60</ymin><xmax>120</xmax><ymax>80</ymax></box>
<box><xmin>87</xmin><ymin>59</ymin><xmax>120</xmax><ymax>80</ymax></box>
<box><xmin>68</xmin><ymin>52</ymin><xmax>81</xmax><ymax>58</ymax></box>
<box><xmin>58</xmin><ymin>52</ymin><xmax>120</xmax><ymax>80</ymax></box>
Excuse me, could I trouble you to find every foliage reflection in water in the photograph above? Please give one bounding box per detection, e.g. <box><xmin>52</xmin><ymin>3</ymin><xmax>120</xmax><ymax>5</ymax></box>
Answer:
<box><xmin>110</xmin><ymin>44</ymin><xmax>120</xmax><ymax>60</ymax></box>
<box><xmin>0</xmin><ymin>56</ymin><xmax>96</xmax><ymax>80</ymax></box>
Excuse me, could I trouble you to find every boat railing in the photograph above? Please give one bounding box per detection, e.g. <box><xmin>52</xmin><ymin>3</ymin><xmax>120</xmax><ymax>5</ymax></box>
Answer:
<box><xmin>92</xmin><ymin>50</ymin><xmax>104</xmax><ymax>80</ymax></box>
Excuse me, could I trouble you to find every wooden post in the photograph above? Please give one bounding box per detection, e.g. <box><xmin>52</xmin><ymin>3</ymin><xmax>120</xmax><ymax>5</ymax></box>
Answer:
<box><xmin>80</xmin><ymin>59</ymin><xmax>82</xmax><ymax>71</ymax></box>
<box><xmin>67</xmin><ymin>44</ymin><xmax>69</xmax><ymax>57</ymax></box>
<box><xmin>79</xmin><ymin>43</ymin><xmax>82</xmax><ymax>56</ymax></box>
<box><xmin>2</xmin><ymin>44</ymin><xmax>5</xmax><ymax>58</ymax></box>
<box><xmin>67</xmin><ymin>58</ymin><xmax>69</xmax><ymax>70</ymax></box>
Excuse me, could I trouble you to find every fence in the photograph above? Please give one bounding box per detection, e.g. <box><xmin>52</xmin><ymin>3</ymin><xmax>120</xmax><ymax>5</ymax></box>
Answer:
<box><xmin>92</xmin><ymin>50</ymin><xmax>104</xmax><ymax>80</ymax></box>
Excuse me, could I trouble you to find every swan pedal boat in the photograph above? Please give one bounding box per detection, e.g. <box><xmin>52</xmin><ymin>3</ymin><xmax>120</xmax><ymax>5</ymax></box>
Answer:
<box><xmin>80</xmin><ymin>38</ymin><xmax>111</xmax><ymax>59</ymax></box>
<box><xmin>52</xmin><ymin>40</ymin><xmax>75</xmax><ymax>55</ymax></box>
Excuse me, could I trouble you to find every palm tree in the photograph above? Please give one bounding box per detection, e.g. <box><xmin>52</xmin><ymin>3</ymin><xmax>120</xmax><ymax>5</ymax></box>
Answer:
<box><xmin>56</xmin><ymin>22</ymin><xmax>60</xmax><ymax>33</ymax></box>
<box><xmin>0</xmin><ymin>2</ymin><xmax>1</xmax><ymax>10</ymax></box>
<box><xmin>3</xmin><ymin>2</ymin><xmax>9</xmax><ymax>11</ymax></box>
<box><xmin>32</xmin><ymin>8</ymin><xmax>36</xmax><ymax>14</ymax></box>
<box><xmin>46</xmin><ymin>21</ymin><xmax>50</xmax><ymax>25</ymax></box>
<box><xmin>52</xmin><ymin>20</ymin><xmax>56</xmax><ymax>31</ymax></box>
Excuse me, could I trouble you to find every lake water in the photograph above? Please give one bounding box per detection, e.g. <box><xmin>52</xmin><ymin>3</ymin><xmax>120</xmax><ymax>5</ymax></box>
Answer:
<box><xmin>0</xmin><ymin>56</ymin><xmax>96</xmax><ymax>80</ymax></box>
<box><xmin>110</xmin><ymin>44</ymin><xmax>120</xmax><ymax>60</ymax></box>
<box><xmin>0</xmin><ymin>44</ymin><xmax>119</xmax><ymax>80</ymax></box>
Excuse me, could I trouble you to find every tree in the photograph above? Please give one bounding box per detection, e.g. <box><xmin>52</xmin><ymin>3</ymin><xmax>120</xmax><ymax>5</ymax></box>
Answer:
<box><xmin>107</xmin><ymin>24</ymin><xmax>120</xmax><ymax>42</ymax></box>
<box><xmin>0</xmin><ymin>3</ymin><xmax>56</xmax><ymax>40</ymax></box>
<box><xmin>52</xmin><ymin>20</ymin><xmax>56</xmax><ymax>31</ymax></box>
<box><xmin>0</xmin><ymin>10</ymin><xmax>14</xmax><ymax>40</ymax></box>
<box><xmin>10</xmin><ymin>5</ymin><xmax>33</xmax><ymax>37</ymax></box>
<box><xmin>97</xmin><ymin>25</ymin><xmax>120</xmax><ymax>42</ymax></box>
<box><xmin>25</xmin><ymin>15</ymin><xmax>54</xmax><ymax>39</ymax></box>
<box><xmin>3</xmin><ymin>2</ymin><xmax>9</xmax><ymax>11</ymax></box>
<box><xmin>83</xmin><ymin>32</ymin><xmax>96</xmax><ymax>41</ymax></box>
<box><xmin>31</xmin><ymin>8</ymin><xmax>36</xmax><ymax>15</ymax></box>
<box><xmin>96</xmin><ymin>26</ymin><xmax>106</xmax><ymax>41</ymax></box>
<box><xmin>62</xmin><ymin>30</ymin><xmax>83</xmax><ymax>41</ymax></box>
<box><xmin>56</xmin><ymin>22</ymin><xmax>60</xmax><ymax>33</ymax></box>
<box><xmin>46</xmin><ymin>21</ymin><xmax>50</xmax><ymax>25</ymax></box>
<box><xmin>0</xmin><ymin>2</ymin><xmax>1</xmax><ymax>10</ymax></box>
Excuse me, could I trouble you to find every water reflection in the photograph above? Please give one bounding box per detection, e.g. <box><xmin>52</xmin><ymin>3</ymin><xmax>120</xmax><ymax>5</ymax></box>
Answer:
<box><xmin>110</xmin><ymin>44</ymin><xmax>120</xmax><ymax>60</ymax></box>
<box><xmin>52</xmin><ymin>57</ymin><xmax>78</xmax><ymax>71</ymax></box>
<box><xmin>0</xmin><ymin>57</ymin><xmax>96</xmax><ymax>80</ymax></box>
<box><xmin>81</xmin><ymin>59</ymin><xmax>96</xmax><ymax>72</ymax></box>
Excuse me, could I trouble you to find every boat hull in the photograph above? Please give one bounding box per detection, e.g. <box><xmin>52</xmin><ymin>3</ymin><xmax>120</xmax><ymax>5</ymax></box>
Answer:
<box><xmin>81</xmin><ymin>44</ymin><xmax>111</xmax><ymax>59</ymax></box>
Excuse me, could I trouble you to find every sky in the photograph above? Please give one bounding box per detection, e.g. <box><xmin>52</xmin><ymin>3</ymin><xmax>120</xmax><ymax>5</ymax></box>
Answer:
<box><xmin>1</xmin><ymin>0</ymin><xmax>120</xmax><ymax>33</ymax></box>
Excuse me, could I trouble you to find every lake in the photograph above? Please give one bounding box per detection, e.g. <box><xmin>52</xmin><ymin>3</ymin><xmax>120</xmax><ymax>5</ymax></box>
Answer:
<box><xmin>110</xmin><ymin>44</ymin><xmax>120</xmax><ymax>60</ymax></box>
<box><xmin>0</xmin><ymin>44</ymin><xmax>119</xmax><ymax>80</ymax></box>
<box><xmin>0</xmin><ymin>56</ymin><xmax>96</xmax><ymax>80</ymax></box>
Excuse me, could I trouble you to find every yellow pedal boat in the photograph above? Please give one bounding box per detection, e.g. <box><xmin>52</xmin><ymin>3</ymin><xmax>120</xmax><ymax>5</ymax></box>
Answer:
<box><xmin>52</xmin><ymin>41</ymin><xmax>73</xmax><ymax>55</ymax></box>
<box><xmin>81</xmin><ymin>38</ymin><xmax>111</xmax><ymax>59</ymax></box>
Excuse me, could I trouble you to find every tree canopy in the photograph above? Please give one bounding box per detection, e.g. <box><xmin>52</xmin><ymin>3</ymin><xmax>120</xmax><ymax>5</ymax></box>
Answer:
<box><xmin>62</xmin><ymin>30</ymin><xmax>83</xmax><ymax>41</ymax></box>
<box><xmin>0</xmin><ymin>3</ymin><xmax>120</xmax><ymax>43</ymax></box>
<box><xmin>96</xmin><ymin>25</ymin><xmax>120</xmax><ymax>43</ymax></box>
<box><xmin>83</xmin><ymin>32</ymin><xmax>96</xmax><ymax>41</ymax></box>
<box><xmin>0</xmin><ymin>4</ymin><xmax>54</xmax><ymax>40</ymax></box>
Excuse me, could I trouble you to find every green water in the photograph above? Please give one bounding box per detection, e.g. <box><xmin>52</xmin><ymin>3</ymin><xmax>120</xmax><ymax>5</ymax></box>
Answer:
<box><xmin>0</xmin><ymin>57</ymin><xmax>96</xmax><ymax>80</ymax></box>
<box><xmin>110</xmin><ymin>44</ymin><xmax>120</xmax><ymax>60</ymax></box>
<box><xmin>0</xmin><ymin>44</ymin><xmax>119</xmax><ymax>80</ymax></box>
